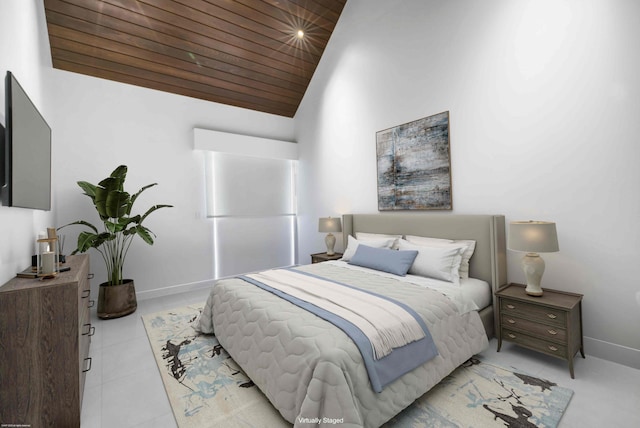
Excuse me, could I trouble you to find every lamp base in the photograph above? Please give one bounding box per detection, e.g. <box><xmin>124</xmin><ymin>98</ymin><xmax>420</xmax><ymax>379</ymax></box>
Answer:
<box><xmin>521</xmin><ymin>252</ymin><xmax>545</xmax><ymax>296</ymax></box>
<box><xmin>325</xmin><ymin>233</ymin><xmax>336</xmax><ymax>255</ymax></box>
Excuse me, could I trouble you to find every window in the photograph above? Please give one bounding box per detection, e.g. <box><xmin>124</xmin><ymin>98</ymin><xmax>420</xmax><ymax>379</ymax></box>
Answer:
<box><xmin>205</xmin><ymin>152</ymin><xmax>297</xmax><ymax>278</ymax></box>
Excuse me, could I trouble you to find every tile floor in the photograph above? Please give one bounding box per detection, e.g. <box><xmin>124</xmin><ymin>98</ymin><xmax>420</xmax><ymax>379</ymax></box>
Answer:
<box><xmin>80</xmin><ymin>288</ymin><xmax>640</xmax><ymax>427</ymax></box>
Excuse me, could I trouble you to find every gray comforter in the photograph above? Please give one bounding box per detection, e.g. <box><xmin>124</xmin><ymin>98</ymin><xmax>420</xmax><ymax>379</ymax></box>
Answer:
<box><xmin>197</xmin><ymin>262</ymin><xmax>488</xmax><ymax>428</ymax></box>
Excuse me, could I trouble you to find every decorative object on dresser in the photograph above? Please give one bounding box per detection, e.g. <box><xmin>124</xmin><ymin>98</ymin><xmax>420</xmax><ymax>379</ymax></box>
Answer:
<box><xmin>376</xmin><ymin>111</ymin><xmax>452</xmax><ymax>211</ymax></box>
<box><xmin>318</xmin><ymin>216</ymin><xmax>342</xmax><ymax>255</ymax></box>
<box><xmin>36</xmin><ymin>227</ymin><xmax>60</xmax><ymax>278</ymax></box>
<box><xmin>496</xmin><ymin>283</ymin><xmax>585</xmax><ymax>378</ymax></box>
<box><xmin>0</xmin><ymin>254</ymin><xmax>93</xmax><ymax>427</ymax></box>
<box><xmin>310</xmin><ymin>252</ymin><xmax>343</xmax><ymax>264</ymax></box>
<box><xmin>59</xmin><ymin>165</ymin><xmax>172</xmax><ymax>319</ymax></box>
<box><xmin>508</xmin><ymin>220</ymin><xmax>559</xmax><ymax>296</ymax></box>
<box><xmin>57</xmin><ymin>232</ymin><xmax>67</xmax><ymax>263</ymax></box>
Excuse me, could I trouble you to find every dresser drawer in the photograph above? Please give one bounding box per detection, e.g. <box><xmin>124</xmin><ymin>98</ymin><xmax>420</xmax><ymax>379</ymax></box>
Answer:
<box><xmin>79</xmin><ymin>329</ymin><xmax>92</xmax><ymax>411</ymax></box>
<box><xmin>501</xmin><ymin>314</ymin><xmax>567</xmax><ymax>342</ymax></box>
<box><xmin>502</xmin><ymin>328</ymin><xmax>568</xmax><ymax>358</ymax></box>
<box><xmin>500</xmin><ymin>298</ymin><xmax>566</xmax><ymax>327</ymax></box>
<box><xmin>78</xmin><ymin>275</ymin><xmax>91</xmax><ymax>314</ymax></box>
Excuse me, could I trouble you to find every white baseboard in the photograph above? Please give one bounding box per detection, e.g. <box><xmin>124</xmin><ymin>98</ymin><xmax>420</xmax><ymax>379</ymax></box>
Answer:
<box><xmin>136</xmin><ymin>279</ymin><xmax>215</xmax><ymax>301</ymax></box>
<box><xmin>584</xmin><ymin>336</ymin><xmax>640</xmax><ymax>370</ymax></box>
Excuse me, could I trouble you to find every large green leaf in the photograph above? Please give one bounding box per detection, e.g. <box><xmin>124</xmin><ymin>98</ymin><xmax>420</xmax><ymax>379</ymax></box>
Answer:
<box><xmin>59</xmin><ymin>220</ymin><xmax>99</xmax><ymax>234</ymax></box>
<box><xmin>119</xmin><ymin>216</ymin><xmax>140</xmax><ymax>237</ymax></box>
<box><xmin>75</xmin><ymin>231</ymin><xmax>98</xmax><ymax>253</ymax></box>
<box><xmin>104</xmin><ymin>220</ymin><xmax>127</xmax><ymax>234</ymax></box>
<box><xmin>140</xmin><ymin>204</ymin><xmax>173</xmax><ymax>223</ymax></box>
<box><xmin>93</xmin><ymin>186</ymin><xmax>109</xmax><ymax>219</ymax></box>
<box><xmin>96</xmin><ymin>232</ymin><xmax>115</xmax><ymax>243</ymax></box>
<box><xmin>120</xmin><ymin>215</ymin><xmax>141</xmax><ymax>226</ymax></box>
<box><xmin>77</xmin><ymin>181</ymin><xmax>97</xmax><ymax>199</ymax></box>
<box><xmin>110</xmin><ymin>165</ymin><xmax>127</xmax><ymax>180</ymax></box>
<box><xmin>100</xmin><ymin>165</ymin><xmax>127</xmax><ymax>191</ymax></box>
<box><xmin>105</xmin><ymin>190</ymin><xmax>131</xmax><ymax>219</ymax></box>
<box><xmin>129</xmin><ymin>183</ymin><xmax>158</xmax><ymax>214</ymax></box>
<box><xmin>135</xmin><ymin>225</ymin><xmax>155</xmax><ymax>244</ymax></box>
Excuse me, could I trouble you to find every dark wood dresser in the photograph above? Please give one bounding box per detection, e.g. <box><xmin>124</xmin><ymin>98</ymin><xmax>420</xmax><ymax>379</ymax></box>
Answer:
<box><xmin>496</xmin><ymin>283</ymin><xmax>584</xmax><ymax>378</ymax></box>
<box><xmin>0</xmin><ymin>254</ymin><xmax>93</xmax><ymax>427</ymax></box>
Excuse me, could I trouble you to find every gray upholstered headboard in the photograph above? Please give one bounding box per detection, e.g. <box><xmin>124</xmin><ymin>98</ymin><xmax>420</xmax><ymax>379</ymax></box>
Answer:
<box><xmin>342</xmin><ymin>213</ymin><xmax>507</xmax><ymax>289</ymax></box>
<box><xmin>342</xmin><ymin>213</ymin><xmax>507</xmax><ymax>337</ymax></box>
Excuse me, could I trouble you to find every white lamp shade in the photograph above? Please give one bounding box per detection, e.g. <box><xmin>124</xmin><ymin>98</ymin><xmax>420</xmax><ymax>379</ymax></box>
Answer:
<box><xmin>508</xmin><ymin>221</ymin><xmax>559</xmax><ymax>253</ymax></box>
<box><xmin>318</xmin><ymin>217</ymin><xmax>342</xmax><ymax>233</ymax></box>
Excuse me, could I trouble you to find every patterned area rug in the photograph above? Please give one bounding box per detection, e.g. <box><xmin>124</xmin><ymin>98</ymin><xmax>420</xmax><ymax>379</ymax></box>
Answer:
<box><xmin>142</xmin><ymin>304</ymin><xmax>573</xmax><ymax>428</ymax></box>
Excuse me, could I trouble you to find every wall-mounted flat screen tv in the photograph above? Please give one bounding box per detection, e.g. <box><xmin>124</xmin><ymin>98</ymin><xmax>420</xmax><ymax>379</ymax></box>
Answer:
<box><xmin>1</xmin><ymin>71</ymin><xmax>52</xmax><ymax>211</ymax></box>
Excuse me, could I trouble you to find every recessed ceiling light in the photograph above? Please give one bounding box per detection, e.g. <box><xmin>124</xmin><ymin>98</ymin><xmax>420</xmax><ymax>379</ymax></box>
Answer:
<box><xmin>296</xmin><ymin>29</ymin><xmax>304</xmax><ymax>39</ymax></box>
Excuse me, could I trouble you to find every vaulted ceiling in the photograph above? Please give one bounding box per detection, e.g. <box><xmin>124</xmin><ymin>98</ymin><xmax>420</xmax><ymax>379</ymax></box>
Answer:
<box><xmin>44</xmin><ymin>0</ymin><xmax>347</xmax><ymax>117</ymax></box>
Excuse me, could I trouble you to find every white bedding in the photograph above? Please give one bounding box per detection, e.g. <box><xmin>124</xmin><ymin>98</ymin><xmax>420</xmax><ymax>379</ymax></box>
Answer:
<box><xmin>459</xmin><ymin>277</ymin><xmax>492</xmax><ymax>310</ymax></box>
<box><xmin>328</xmin><ymin>260</ymin><xmax>492</xmax><ymax>312</ymax></box>
<box><xmin>244</xmin><ymin>268</ymin><xmax>427</xmax><ymax>359</ymax></box>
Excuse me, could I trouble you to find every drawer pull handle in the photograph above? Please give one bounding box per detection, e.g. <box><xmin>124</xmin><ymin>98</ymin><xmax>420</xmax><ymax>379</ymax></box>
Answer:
<box><xmin>83</xmin><ymin>357</ymin><xmax>92</xmax><ymax>373</ymax></box>
<box><xmin>88</xmin><ymin>299</ymin><xmax>95</xmax><ymax>308</ymax></box>
<box><xmin>88</xmin><ymin>273</ymin><xmax>95</xmax><ymax>279</ymax></box>
<box><xmin>507</xmin><ymin>319</ymin><xmax>516</xmax><ymax>324</ymax></box>
<box><xmin>83</xmin><ymin>323</ymin><xmax>95</xmax><ymax>337</ymax></box>
<box><xmin>547</xmin><ymin>313</ymin><xmax>557</xmax><ymax>319</ymax></box>
<box><xmin>506</xmin><ymin>304</ymin><xmax>515</xmax><ymax>309</ymax></box>
<box><xmin>507</xmin><ymin>333</ymin><xmax>516</xmax><ymax>339</ymax></box>
<box><xmin>82</xmin><ymin>289</ymin><xmax>90</xmax><ymax>298</ymax></box>
<box><xmin>548</xmin><ymin>345</ymin><xmax>558</xmax><ymax>352</ymax></box>
<box><xmin>548</xmin><ymin>329</ymin><xmax>558</xmax><ymax>335</ymax></box>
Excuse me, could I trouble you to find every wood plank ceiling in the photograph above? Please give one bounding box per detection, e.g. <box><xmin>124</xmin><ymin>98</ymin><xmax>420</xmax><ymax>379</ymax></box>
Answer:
<box><xmin>44</xmin><ymin>0</ymin><xmax>347</xmax><ymax>117</ymax></box>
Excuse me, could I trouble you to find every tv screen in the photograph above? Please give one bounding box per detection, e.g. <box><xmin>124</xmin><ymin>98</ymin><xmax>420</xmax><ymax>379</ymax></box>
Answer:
<box><xmin>1</xmin><ymin>71</ymin><xmax>52</xmax><ymax>211</ymax></box>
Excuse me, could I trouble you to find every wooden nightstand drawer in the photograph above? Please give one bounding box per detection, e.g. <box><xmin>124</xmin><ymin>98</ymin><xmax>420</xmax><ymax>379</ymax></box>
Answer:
<box><xmin>502</xmin><ymin>328</ymin><xmax>568</xmax><ymax>358</ymax></box>
<box><xmin>500</xmin><ymin>298</ymin><xmax>566</xmax><ymax>327</ymax></box>
<box><xmin>501</xmin><ymin>314</ymin><xmax>567</xmax><ymax>341</ymax></box>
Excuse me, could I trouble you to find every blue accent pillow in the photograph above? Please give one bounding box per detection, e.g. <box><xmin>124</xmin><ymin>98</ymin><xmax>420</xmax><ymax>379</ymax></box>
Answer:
<box><xmin>348</xmin><ymin>244</ymin><xmax>418</xmax><ymax>276</ymax></box>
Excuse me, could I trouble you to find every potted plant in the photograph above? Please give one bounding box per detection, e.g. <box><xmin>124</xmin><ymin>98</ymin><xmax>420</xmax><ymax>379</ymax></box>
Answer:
<box><xmin>61</xmin><ymin>165</ymin><xmax>172</xmax><ymax>319</ymax></box>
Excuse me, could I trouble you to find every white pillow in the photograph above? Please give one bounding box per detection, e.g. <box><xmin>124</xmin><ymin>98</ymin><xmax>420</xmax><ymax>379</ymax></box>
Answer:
<box><xmin>398</xmin><ymin>239</ymin><xmax>464</xmax><ymax>284</ymax></box>
<box><xmin>342</xmin><ymin>235</ymin><xmax>395</xmax><ymax>261</ymax></box>
<box><xmin>404</xmin><ymin>235</ymin><xmax>476</xmax><ymax>279</ymax></box>
<box><xmin>355</xmin><ymin>232</ymin><xmax>403</xmax><ymax>250</ymax></box>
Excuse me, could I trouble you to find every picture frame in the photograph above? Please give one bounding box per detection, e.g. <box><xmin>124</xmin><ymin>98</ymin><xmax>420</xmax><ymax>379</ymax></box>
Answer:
<box><xmin>376</xmin><ymin>111</ymin><xmax>452</xmax><ymax>210</ymax></box>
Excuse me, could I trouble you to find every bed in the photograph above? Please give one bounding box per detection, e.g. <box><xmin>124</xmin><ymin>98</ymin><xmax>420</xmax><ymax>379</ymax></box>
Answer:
<box><xmin>197</xmin><ymin>213</ymin><xmax>507</xmax><ymax>427</ymax></box>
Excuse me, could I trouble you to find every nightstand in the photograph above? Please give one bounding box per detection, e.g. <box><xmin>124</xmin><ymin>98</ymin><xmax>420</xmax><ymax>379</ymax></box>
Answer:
<box><xmin>310</xmin><ymin>252</ymin><xmax>343</xmax><ymax>264</ymax></box>
<box><xmin>496</xmin><ymin>283</ymin><xmax>585</xmax><ymax>378</ymax></box>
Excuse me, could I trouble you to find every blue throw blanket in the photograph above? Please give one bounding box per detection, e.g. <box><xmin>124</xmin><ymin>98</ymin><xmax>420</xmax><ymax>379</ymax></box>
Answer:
<box><xmin>239</xmin><ymin>268</ymin><xmax>439</xmax><ymax>392</ymax></box>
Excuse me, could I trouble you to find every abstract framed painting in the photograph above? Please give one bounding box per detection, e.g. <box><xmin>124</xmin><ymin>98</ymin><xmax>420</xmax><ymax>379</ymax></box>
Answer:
<box><xmin>376</xmin><ymin>111</ymin><xmax>452</xmax><ymax>211</ymax></box>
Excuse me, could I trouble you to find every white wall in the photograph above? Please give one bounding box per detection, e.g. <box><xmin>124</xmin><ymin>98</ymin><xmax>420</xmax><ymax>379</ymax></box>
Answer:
<box><xmin>0</xmin><ymin>0</ymin><xmax>55</xmax><ymax>284</ymax></box>
<box><xmin>295</xmin><ymin>0</ymin><xmax>640</xmax><ymax>368</ymax></box>
<box><xmin>48</xmin><ymin>70</ymin><xmax>295</xmax><ymax>299</ymax></box>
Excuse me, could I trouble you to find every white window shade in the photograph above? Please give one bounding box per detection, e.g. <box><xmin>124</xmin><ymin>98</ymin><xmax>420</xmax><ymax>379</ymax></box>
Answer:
<box><xmin>213</xmin><ymin>216</ymin><xmax>296</xmax><ymax>278</ymax></box>
<box><xmin>198</xmin><ymin>130</ymin><xmax>298</xmax><ymax>279</ymax></box>
<box><xmin>207</xmin><ymin>153</ymin><xmax>295</xmax><ymax>217</ymax></box>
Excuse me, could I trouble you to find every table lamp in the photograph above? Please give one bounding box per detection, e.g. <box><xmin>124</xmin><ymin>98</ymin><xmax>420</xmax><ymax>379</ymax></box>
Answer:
<box><xmin>508</xmin><ymin>221</ymin><xmax>559</xmax><ymax>296</ymax></box>
<box><xmin>318</xmin><ymin>217</ymin><xmax>342</xmax><ymax>255</ymax></box>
